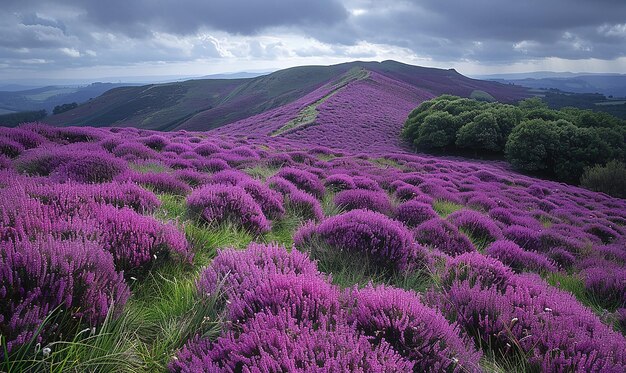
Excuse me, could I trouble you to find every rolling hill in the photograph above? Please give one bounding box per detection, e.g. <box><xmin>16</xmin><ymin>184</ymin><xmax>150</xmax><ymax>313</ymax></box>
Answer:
<box><xmin>0</xmin><ymin>83</ymin><xmax>137</xmax><ymax>114</ymax></box>
<box><xmin>44</xmin><ymin>60</ymin><xmax>528</xmax><ymax>132</ymax></box>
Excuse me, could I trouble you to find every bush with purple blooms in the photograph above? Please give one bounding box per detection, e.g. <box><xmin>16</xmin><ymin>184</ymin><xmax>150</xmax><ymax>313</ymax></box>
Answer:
<box><xmin>275</xmin><ymin>167</ymin><xmax>325</xmax><ymax>198</ymax></box>
<box><xmin>0</xmin><ymin>238</ymin><xmax>129</xmax><ymax>355</ymax></box>
<box><xmin>395</xmin><ymin>200</ymin><xmax>438</xmax><ymax>227</ymax></box>
<box><xmin>187</xmin><ymin>184</ymin><xmax>270</xmax><ymax>234</ymax></box>
<box><xmin>170</xmin><ymin>310</ymin><xmax>414</xmax><ymax>372</ymax></box>
<box><xmin>295</xmin><ymin>209</ymin><xmax>427</xmax><ymax>273</ymax></box>
<box><xmin>486</xmin><ymin>240</ymin><xmax>557</xmax><ymax>273</ymax></box>
<box><xmin>89</xmin><ymin>204</ymin><xmax>191</xmax><ymax>271</ymax></box>
<box><xmin>131</xmin><ymin>172</ymin><xmax>191</xmax><ymax>195</ymax></box>
<box><xmin>414</xmin><ymin>218</ymin><xmax>476</xmax><ymax>256</ymax></box>
<box><xmin>334</xmin><ymin>188</ymin><xmax>393</xmax><ymax>215</ymax></box>
<box><xmin>346</xmin><ymin>285</ymin><xmax>482</xmax><ymax>372</ymax></box>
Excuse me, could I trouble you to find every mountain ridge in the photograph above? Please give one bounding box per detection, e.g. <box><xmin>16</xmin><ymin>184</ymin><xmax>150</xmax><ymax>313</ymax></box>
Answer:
<box><xmin>43</xmin><ymin>60</ymin><xmax>529</xmax><ymax>131</ymax></box>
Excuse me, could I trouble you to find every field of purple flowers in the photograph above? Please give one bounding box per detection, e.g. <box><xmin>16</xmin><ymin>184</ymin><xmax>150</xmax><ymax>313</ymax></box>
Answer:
<box><xmin>1</xmin><ymin>122</ymin><xmax>625</xmax><ymax>372</ymax></box>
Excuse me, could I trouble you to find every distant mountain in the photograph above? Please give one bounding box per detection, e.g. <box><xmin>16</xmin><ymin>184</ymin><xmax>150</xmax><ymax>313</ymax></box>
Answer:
<box><xmin>476</xmin><ymin>72</ymin><xmax>626</xmax><ymax>98</ymax></box>
<box><xmin>200</xmin><ymin>72</ymin><xmax>271</xmax><ymax>80</ymax></box>
<box><xmin>0</xmin><ymin>82</ymin><xmax>140</xmax><ymax>114</ymax></box>
<box><xmin>45</xmin><ymin>60</ymin><xmax>528</xmax><ymax>131</ymax></box>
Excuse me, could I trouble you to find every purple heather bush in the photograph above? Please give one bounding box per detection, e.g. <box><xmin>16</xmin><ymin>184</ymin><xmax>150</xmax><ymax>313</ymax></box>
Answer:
<box><xmin>352</xmin><ymin>175</ymin><xmax>382</xmax><ymax>191</ymax></box>
<box><xmin>395</xmin><ymin>200</ymin><xmax>438</xmax><ymax>228</ymax></box>
<box><xmin>346</xmin><ymin>285</ymin><xmax>482</xmax><ymax>372</ymax></box>
<box><xmin>170</xmin><ymin>310</ymin><xmax>413</xmax><ymax>372</ymax></box>
<box><xmin>414</xmin><ymin>218</ymin><xmax>475</xmax><ymax>256</ymax></box>
<box><xmin>192</xmin><ymin>158</ymin><xmax>229</xmax><ymax>172</ymax></box>
<box><xmin>239</xmin><ymin>179</ymin><xmax>285</xmax><ymax>220</ymax></box>
<box><xmin>276</xmin><ymin>167</ymin><xmax>325</xmax><ymax>198</ymax></box>
<box><xmin>193</xmin><ymin>142</ymin><xmax>220</xmax><ymax>157</ymax></box>
<box><xmin>0</xmin><ymin>127</ymin><xmax>47</xmax><ymax>149</ymax></box>
<box><xmin>141</xmin><ymin>135</ymin><xmax>169</xmax><ymax>151</ymax></box>
<box><xmin>0</xmin><ymin>137</ymin><xmax>24</xmax><ymax>158</ymax></box>
<box><xmin>197</xmin><ymin>243</ymin><xmax>321</xmax><ymax>298</ymax></box>
<box><xmin>226</xmin><ymin>272</ymin><xmax>340</xmax><ymax>324</ymax></box>
<box><xmin>26</xmin><ymin>181</ymin><xmax>161</xmax><ymax>214</ymax></box>
<box><xmin>486</xmin><ymin>240</ymin><xmax>557</xmax><ymax>273</ymax></box>
<box><xmin>503</xmin><ymin>225</ymin><xmax>543</xmax><ymax>252</ymax></box>
<box><xmin>112</xmin><ymin>142</ymin><xmax>160</xmax><ymax>160</ymax></box>
<box><xmin>324</xmin><ymin>173</ymin><xmax>356</xmax><ymax>191</ymax></box>
<box><xmin>432</xmin><ymin>252</ymin><xmax>626</xmax><ymax>371</ymax></box>
<box><xmin>547</xmin><ymin>247</ymin><xmax>576</xmax><ymax>268</ymax></box>
<box><xmin>186</xmin><ymin>184</ymin><xmax>270</xmax><ymax>234</ymax></box>
<box><xmin>333</xmin><ymin>188</ymin><xmax>393</xmax><ymax>215</ymax></box>
<box><xmin>439</xmin><ymin>251</ymin><xmax>515</xmax><ymax>291</ymax></box>
<box><xmin>295</xmin><ymin>209</ymin><xmax>427</xmax><ymax>273</ymax></box>
<box><xmin>88</xmin><ymin>205</ymin><xmax>191</xmax><ymax>271</ymax></box>
<box><xmin>172</xmin><ymin>169</ymin><xmax>211</xmax><ymax>187</ymax></box>
<box><xmin>286</xmin><ymin>189</ymin><xmax>324</xmax><ymax>221</ymax></box>
<box><xmin>51</xmin><ymin>153</ymin><xmax>127</xmax><ymax>183</ymax></box>
<box><xmin>210</xmin><ymin>169</ymin><xmax>252</xmax><ymax>185</ymax></box>
<box><xmin>447</xmin><ymin>209</ymin><xmax>502</xmax><ymax>243</ymax></box>
<box><xmin>583</xmin><ymin>265</ymin><xmax>626</xmax><ymax>309</ymax></box>
<box><xmin>0</xmin><ymin>238</ymin><xmax>130</xmax><ymax>355</ymax></box>
<box><xmin>163</xmin><ymin>142</ymin><xmax>193</xmax><ymax>154</ymax></box>
<box><xmin>131</xmin><ymin>172</ymin><xmax>191</xmax><ymax>195</ymax></box>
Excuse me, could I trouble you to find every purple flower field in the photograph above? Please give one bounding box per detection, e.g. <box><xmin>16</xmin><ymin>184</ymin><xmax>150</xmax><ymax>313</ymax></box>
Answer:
<box><xmin>1</xmin><ymin>118</ymin><xmax>626</xmax><ymax>371</ymax></box>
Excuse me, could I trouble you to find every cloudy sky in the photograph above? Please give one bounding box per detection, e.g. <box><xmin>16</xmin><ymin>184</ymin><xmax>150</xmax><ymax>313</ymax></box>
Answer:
<box><xmin>1</xmin><ymin>0</ymin><xmax>626</xmax><ymax>81</ymax></box>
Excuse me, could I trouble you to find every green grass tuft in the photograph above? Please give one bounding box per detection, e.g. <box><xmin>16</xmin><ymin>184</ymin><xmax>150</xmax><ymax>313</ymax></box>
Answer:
<box><xmin>433</xmin><ymin>199</ymin><xmax>464</xmax><ymax>218</ymax></box>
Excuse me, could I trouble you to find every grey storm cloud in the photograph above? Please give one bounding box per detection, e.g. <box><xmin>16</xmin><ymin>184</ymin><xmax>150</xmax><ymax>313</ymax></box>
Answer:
<box><xmin>0</xmin><ymin>0</ymin><xmax>625</xmax><ymax>77</ymax></box>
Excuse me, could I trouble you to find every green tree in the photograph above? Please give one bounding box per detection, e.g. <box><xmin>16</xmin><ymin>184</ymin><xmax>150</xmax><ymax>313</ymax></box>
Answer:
<box><xmin>456</xmin><ymin>112</ymin><xmax>502</xmax><ymax>152</ymax></box>
<box><xmin>505</xmin><ymin>119</ymin><xmax>559</xmax><ymax>172</ymax></box>
<box><xmin>415</xmin><ymin>111</ymin><xmax>460</xmax><ymax>149</ymax></box>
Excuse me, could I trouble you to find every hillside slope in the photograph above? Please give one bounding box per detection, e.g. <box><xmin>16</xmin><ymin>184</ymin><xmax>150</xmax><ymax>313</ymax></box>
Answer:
<box><xmin>45</xmin><ymin>61</ymin><xmax>528</xmax><ymax>131</ymax></box>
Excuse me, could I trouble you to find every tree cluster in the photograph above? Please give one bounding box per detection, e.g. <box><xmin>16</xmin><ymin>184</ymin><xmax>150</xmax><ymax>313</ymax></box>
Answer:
<box><xmin>402</xmin><ymin>95</ymin><xmax>626</xmax><ymax>184</ymax></box>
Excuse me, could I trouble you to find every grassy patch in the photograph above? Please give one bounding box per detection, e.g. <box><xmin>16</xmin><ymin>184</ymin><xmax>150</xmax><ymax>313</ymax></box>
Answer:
<box><xmin>242</xmin><ymin>165</ymin><xmax>281</xmax><ymax>181</ymax></box>
<box><xmin>263</xmin><ymin>214</ymin><xmax>304</xmax><ymax>247</ymax></box>
<box><xmin>545</xmin><ymin>272</ymin><xmax>604</xmax><ymax>314</ymax></box>
<box><xmin>321</xmin><ymin>192</ymin><xmax>343</xmax><ymax>217</ymax></box>
<box><xmin>370</xmin><ymin>157</ymin><xmax>405</xmax><ymax>170</ymax></box>
<box><xmin>155</xmin><ymin>194</ymin><xmax>187</xmax><ymax>221</ymax></box>
<box><xmin>433</xmin><ymin>199</ymin><xmax>464</xmax><ymax>218</ymax></box>
<box><xmin>130</xmin><ymin>162</ymin><xmax>170</xmax><ymax>174</ymax></box>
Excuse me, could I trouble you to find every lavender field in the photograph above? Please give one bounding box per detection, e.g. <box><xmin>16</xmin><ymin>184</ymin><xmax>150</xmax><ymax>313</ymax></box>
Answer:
<box><xmin>0</xmin><ymin>116</ymin><xmax>625</xmax><ymax>372</ymax></box>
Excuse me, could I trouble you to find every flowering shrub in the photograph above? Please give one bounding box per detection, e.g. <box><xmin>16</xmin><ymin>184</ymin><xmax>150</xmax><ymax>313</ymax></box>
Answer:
<box><xmin>197</xmin><ymin>243</ymin><xmax>321</xmax><ymax>298</ymax></box>
<box><xmin>395</xmin><ymin>200</ymin><xmax>438</xmax><ymax>227</ymax></box>
<box><xmin>324</xmin><ymin>173</ymin><xmax>356</xmax><ymax>191</ymax></box>
<box><xmin>193</xmin><ymin>142</ymin><xmax>220</xmax><ymax>156</ymax></box>
<box><xmin>503</xmin><ymin>225</ymin><xmax>543</xmax><ymax>252</ymax></box>
<box><xmin>141</xmin><ymin>135</ymin><xmax>169</xmax><ymax>151</ymax></box>
<box><xmin>170</xmin><ymin>310</ymin><xmax>413</xmax><ymax>372</ymax></box>
<box><xmin>0</xmin><ymin>137</ymin><xmax>24</xmax><ymax>158</ymax></box>
<box><xmin>447</xmin><ymin>209</ymin><xmax>502</xmax><ymax>243</ymax></box>
<box><xmin>276</xmin><ymin>167</ymin><xmax>325</xmax><ymax>198</ymax></box>
<box><xmin>89</xmin><ymin>205</ymin><xmax>191</xmax><ymax>271</ymax></box>
<box><xmin>286</xmin><ymin>189</ymin><xmax>324</xmax><ymax>221</ymax></box>
<box><xmin>334</xmin><ymin>188</ymin><xmax>393</xmax><ymax>215</ymax></box>
<box><xmin>52</xmin><ymin>153</ymin><xmax>127</xmax><ymax>183</ymax></box>
<box><xmin>132</xmin><ymin>172</ymin><xmax>191</xmax><ymax>195</ymax></box>
<box><xmin>186</xmin><ymin>184</ymin><xmax>270</xmax><ymax>234</ymax></box>
<box><xmin>26</xmin><ymin>181</ymin><xmax>160</xmax><ymax>214</ymax></box>
<box><xmin>486</xmin><ymin>240</ymin><xmax>557</xmax><ymax>273</ymax></box>
<box><xmin>432</xmin><ymin>252</ymin><xmax>626</xmax><ymax>371</ymax></box>
<box><xmin>0</xmin><ymin>238</ymin><xmax>130</xmax><ymax>354</ymax></box>
<box><xmin>295</xmin><ymin>209</ymin><xmax>426</xmax><ymax>273</ymax></box>
<box><xmin>346</xmin><ymin>285</ymin><xmax>482</xmax><ymax>372</ymax></box>
<box><xmin>414</xmin><ymin>218</ymin><xmax>475</xmax><ymax>256</ymax></box>
<box><xmin>583</xmin><ymin>265</ymin><xmax>626</xmax><ymax>309</ymax></box>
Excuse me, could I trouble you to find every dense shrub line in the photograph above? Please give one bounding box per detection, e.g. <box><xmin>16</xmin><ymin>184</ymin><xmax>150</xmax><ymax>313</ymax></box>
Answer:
<box><xmin>402</xmin><ymin>95</ymin><xmax>626</xmax><ymax>185</ymax></box>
